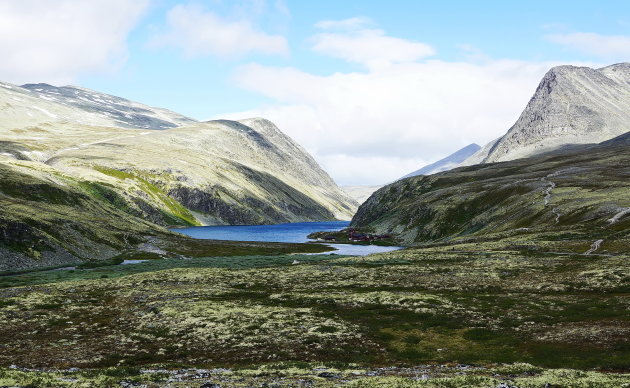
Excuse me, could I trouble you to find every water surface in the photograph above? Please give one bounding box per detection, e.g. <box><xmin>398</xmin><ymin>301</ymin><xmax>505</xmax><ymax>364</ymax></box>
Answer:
<box><xmin>173</xmin><ymin>221</ymin><xmax>402</xmax><ymax>256</ymax></box>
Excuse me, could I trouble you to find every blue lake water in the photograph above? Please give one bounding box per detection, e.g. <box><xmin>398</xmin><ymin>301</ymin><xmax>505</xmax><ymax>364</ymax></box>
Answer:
<box><xmin>173</xmin><ymin>221</ymin><xmax>403</xmax><ymax>256</ymax></box>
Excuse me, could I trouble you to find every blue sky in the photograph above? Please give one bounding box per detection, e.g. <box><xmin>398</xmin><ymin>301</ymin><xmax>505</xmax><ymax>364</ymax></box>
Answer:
<box><xmin>79</xmin><ymin>0</ymin><xmax>630</xmax><ymax>118</ymax></box>
<box><xmin>2</xmin><ymin>0</ymin><xmax>630</xmax><ymax>184</ymax></box>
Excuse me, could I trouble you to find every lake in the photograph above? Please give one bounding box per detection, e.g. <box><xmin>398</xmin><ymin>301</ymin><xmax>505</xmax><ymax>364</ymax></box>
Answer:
<box><xmin>173</xmin><ymin>221</ymin><xmax>403</xmax><ymax>256</ymax></box>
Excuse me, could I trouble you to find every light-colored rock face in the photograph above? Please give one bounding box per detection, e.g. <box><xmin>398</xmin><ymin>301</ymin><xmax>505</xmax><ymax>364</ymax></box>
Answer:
<box><xmin>480</xmin><ymin>63</ymin><xmax>630</xmax><ymax>164</ymax></box>
<box><xmin>341</xmin><ymin>185</ymin><xmax>383</xmax><ymax>204</ymax></box>
<box><xmin>403</xmin><ymin>143</ymin><xmax>480</xmax><ymax>177</ymax></box>
<box><xmin>0</xmin><ymin>82</ymin><xmax>357</xmax><ymax>226</ymax></box>
<box><xmin>458</xmin><ymin>138</ymin><xmax>500</xmax><ymax>167</ymax></box>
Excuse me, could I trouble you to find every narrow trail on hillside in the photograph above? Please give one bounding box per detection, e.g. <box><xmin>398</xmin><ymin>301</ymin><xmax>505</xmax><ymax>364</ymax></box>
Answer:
<box><xmin>585</xmin><ymin>239</ymin><xmax>604</xmax><ymax>255</ymax></box>
<box><xmin>44</xmin><ymin>132</ymin><xmax>154</xmax><ymax>164</ymax></box>
<box><xmin>541</xmin><ymin>173</ymin><xmax>561</xmax><ymax>223</ymax></box>
<box><xmin>541</xmin><ymin>177</ymin><xmax>556</xmax><ymax>206</ymax></box>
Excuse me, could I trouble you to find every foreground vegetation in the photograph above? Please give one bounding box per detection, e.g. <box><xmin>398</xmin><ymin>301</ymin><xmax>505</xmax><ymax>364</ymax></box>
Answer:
<box><xmin>1</xmin><ymin>362</ymin><xmax>628</xmax><ymax>387</ymax></box>
<box><xmin>1</xmin><ymin>234</ymin><xmax>628</xmax><ymax>386</ymax></box>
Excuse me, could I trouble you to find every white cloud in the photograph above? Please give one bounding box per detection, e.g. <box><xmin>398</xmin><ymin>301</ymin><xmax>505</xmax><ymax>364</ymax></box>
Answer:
<box><xmin>151</xmin><ymin>3</ymin><xmax>288</xmax><ymax>58</ymax></box>
<box><xmin>315</xmin><ymin>17</ymin><xmax>371</xmax><ymax>30</ymax></box>
<box><xmin>0</xmin><ymin>0</ymin><xmax>148</xmax><ymax>85</ymax></box>
<box><xmin>312</xmin><ymin>19</ymin><xmax>435</xmax><ymax>69</ymax></box>
<box><xmin>546</xmin><ymin>32</ymin><xmax>630</xmax><ymax>60</ymax></box>
<box><xmin>228</xmin><ymin>60</ymin><xmax>568</xmax><ymax>185</ymax></box>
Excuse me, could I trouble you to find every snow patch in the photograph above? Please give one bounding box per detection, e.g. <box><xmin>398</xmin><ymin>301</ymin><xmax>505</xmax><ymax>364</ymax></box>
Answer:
<box><xmin>32</xmin><ymin>106</ymin><xmax>58</xmax><ymax>119</ymax></box>
<box><xmin>19</xmin><ymin>150</ymin><xmax>46</xmax><ymax>161</ymax></box>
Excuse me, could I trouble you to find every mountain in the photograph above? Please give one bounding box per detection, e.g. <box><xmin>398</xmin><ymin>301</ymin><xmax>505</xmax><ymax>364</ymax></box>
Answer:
<box><xmin>341</xmin><ymin>185</ymin><xmax>383</xmax><ymax>204</ymax></box>
<box><xmin>0</xmin><ymin>81</ymin><xmax>357</xmax><ymax>270</ymax></box>
<box><xmin>351</xmin><ymin>135</ymin><xmax>630</xmax><ymax>245</ymax></box>
<box><xmin>461</xmin><ymin>63</ymin><xmax>630</xmax><ymax>166</ymax></box>
<box><xmin>401</xmin><ymin>143</ymin><xmax>480</xmax><ymax>178</ymax></box>
<box><xmin>21</xmin><ymin>83</ymin><xmax>196</xmax><ymax>129</ymax></box>
<box><xmin>341</xmin><ymin>144</ymin><xmax>481</xmax><ymax>205</ymax></box>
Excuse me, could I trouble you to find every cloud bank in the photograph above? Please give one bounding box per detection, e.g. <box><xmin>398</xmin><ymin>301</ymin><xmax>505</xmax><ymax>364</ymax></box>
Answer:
<box><xmin>546</xmin><ymin>32</ymin><xmax>630</xmax><ymax>61</ymax></box>
<box><xmin>312</xmin><ymin>18</ymin><xmax>435</xmax><ymax>69</ymax></box>
<box><xmin>151</xmin><ymin>3</ymin><xmax>288</xmax><ymax>58</ymax></box>
<box><xmin>224</xmin><ymin>19</ymin><xmax>564</xmax><ymax>185</ymax></box>
<box><xmin>0</xmin><ymin>0</ymin><xmax>148</xmax><ymax>85</ymax></box>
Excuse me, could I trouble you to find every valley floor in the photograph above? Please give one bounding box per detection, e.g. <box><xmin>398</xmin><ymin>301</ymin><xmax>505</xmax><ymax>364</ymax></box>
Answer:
<box><xmin>0</xmin><ymin>235</ymin><xmax>629</xmax><ymax>387</ymax></box>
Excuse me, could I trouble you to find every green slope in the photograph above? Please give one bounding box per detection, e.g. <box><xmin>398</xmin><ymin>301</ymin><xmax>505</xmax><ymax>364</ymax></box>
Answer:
<box><xmin>0</xmin><ymin>163</ymin><xmax>332</xmax><ymax>272</ymax></box>
<box><xmin>351</xmin><ymin>133</ymin><xmax>630</xmax><ymax>248</ymax></box>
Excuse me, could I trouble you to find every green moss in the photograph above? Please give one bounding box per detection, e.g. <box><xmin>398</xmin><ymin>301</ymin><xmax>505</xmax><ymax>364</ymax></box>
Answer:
<box><xmin>94</xmin><ymin>166</ymin><xmax>200</xmax><ymax>226</ymax></box>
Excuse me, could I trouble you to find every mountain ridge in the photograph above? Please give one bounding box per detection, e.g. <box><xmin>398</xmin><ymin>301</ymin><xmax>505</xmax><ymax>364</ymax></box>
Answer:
<box><xmin>21</xmin><ymin>83</ymin><xmax>197</xmax><ymax>129</ymax></box>
<box><xmin>402</xmin><ymin>143</ymin><xmax>480</xmax><ymax>178</ymax></box>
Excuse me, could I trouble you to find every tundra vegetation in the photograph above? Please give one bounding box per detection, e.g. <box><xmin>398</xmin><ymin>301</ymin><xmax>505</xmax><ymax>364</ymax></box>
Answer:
<box><xmin>0</xmin><ymin>231</ymin><xmax>628</xmax><ymax>386</ymax></box>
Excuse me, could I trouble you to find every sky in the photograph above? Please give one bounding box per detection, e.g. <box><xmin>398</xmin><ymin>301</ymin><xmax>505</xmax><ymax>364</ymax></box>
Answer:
<box><xmin>1</xmin><ymin>0</ymin><xmax>630</xmax><ymax>185</ymax></box>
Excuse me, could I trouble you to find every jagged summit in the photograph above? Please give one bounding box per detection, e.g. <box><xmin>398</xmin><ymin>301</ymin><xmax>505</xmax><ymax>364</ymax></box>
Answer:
<box><xmin>461</xmin><ymin>62</ymin><xmax>630</xmax><ymax>166</ymax></box>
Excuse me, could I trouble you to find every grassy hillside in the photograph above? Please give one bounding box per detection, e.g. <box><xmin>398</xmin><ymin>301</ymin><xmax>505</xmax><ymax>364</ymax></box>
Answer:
<box><xmin>352</xmin><ymin>134</ymin><xmax>630</xmax><ymax>246</ymax></box>
<box><xmin>0</xmin><ymin>162</ymin><xmax>332</xmax><ymax>271</ymax></box>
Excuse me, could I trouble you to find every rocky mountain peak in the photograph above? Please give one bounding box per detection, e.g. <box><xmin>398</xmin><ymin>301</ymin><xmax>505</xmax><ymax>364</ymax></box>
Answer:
<box><xmin>461</xmin><ymin>62</ymin><xmax>630</xmax><ymax>165</ymax></box>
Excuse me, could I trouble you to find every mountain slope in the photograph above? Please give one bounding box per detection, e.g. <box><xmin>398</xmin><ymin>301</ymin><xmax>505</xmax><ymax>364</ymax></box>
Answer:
<box><xmin>21</xmin><ymin>83</ymin><xmax>196</xmax><ymax>129</ymax></box>
<box><xmin>0</xmin><ymin>82</ymin><xmax>357</xmax><ymax>270</ymax></box>
<box><xmin>402</xmin><ymin>143</ymin><xmax>480</xmax><ymax>178</ymax></box>
<box><xmin>341</xmin><ymin>185</ymin><xmax>383</xmax><ymax>204</ymax></box>
<box><xmin>462</xmin><ymin>63</ymin><xmax>630</xmax><ymax>166</ymax></box>
<box><xmin>352</xmin><ymin>135</ymin><xmax>630</xmax><ymax>245</ymax></box>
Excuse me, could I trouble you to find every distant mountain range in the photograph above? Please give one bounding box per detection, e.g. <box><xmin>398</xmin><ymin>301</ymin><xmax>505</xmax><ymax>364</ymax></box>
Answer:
<box><xmin>402</xmin><ymin>143</ymin><xmax>480</xmax><ymax>178</ymax></box>
<box><xmin>343</xmin><ymin>143</ymin><xmax>480</xmax><ymax>205</ymax></box>
<box><xmin>341</xmin><ymin>185</ymin><xmax>384</xmax><ymax>204</ymax></box>
<box><xmin>0</xmin><ymin>81</ymin><xmax>356</xmax><ymax>270</ymax></box>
